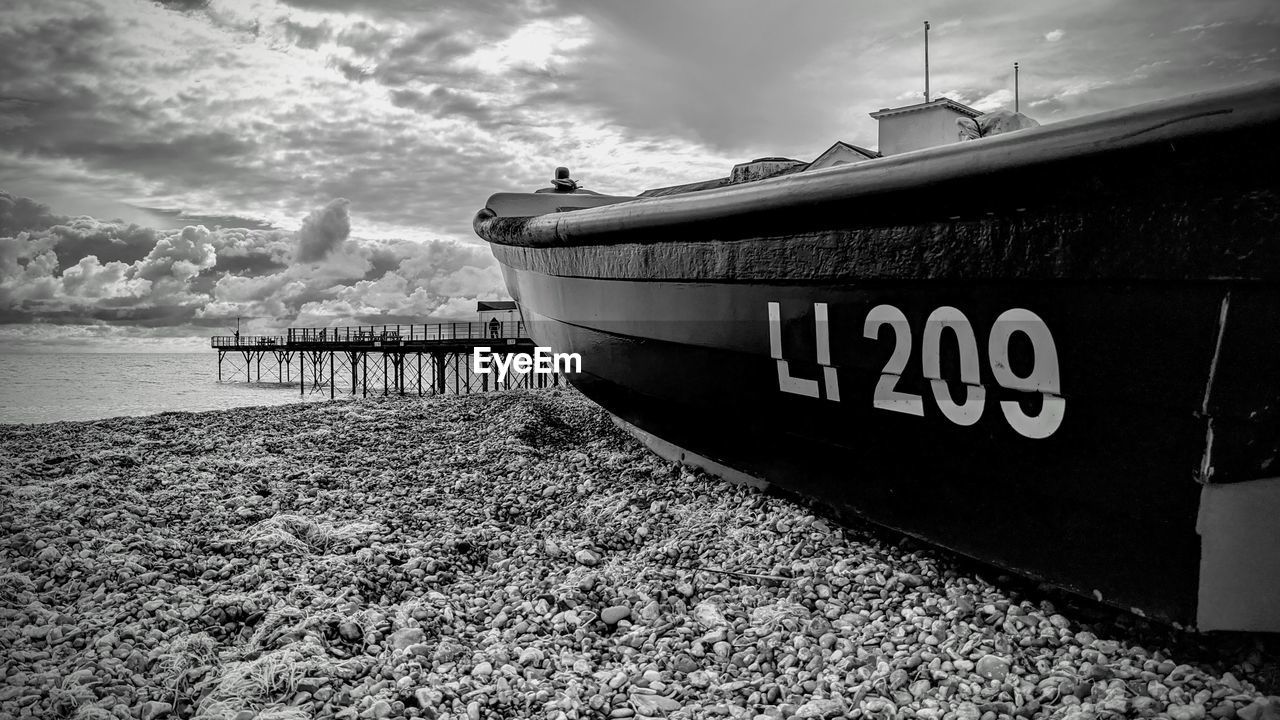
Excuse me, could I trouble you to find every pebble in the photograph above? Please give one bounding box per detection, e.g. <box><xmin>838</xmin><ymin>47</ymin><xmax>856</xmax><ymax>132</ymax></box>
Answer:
<box><xmin>0</xmin><ymin>389</ymin><xmax>1274</xmax><ymax>720</ymax></box>
<box><xmin>1240</xmin><ymin>697</ymin><xmax>1280</xmax><ymax>720</ymax></box>
<box><xmin>414</xmin><ymin>688</ymin><xmax>434</xmax><ymax>708</ymax></box>
<box><xmin>631</xmin><ymin>693</ymin><xmax>681</xmax><ymax>715</ymax></box>
<box><xmin>795</xmin><ymin>698</ymin><xmax>844</xmax><ymax>718</ymax></box>
<box><xmin>975</xmin><ymin>654</ymin><xmax>1010</xmax><ymax>681</ymax></box>
<box><xmin>139</xmin><ymin>700</ymin><xmax>172</xmax><ymax>720</ymax></box>
<box><xmin>602</xmin><ymin>605</ymin><xmax>631</xmax><ymax>625</ymax></box>
<box><xmin>338</xmin><ymin>621</ymin><xmax>363</xmax><ymax>641</ymax></box>
<box><xmin>388</xmin><ymin>627</ymin><xmax>424</xmax><ymax>652</ymax></box>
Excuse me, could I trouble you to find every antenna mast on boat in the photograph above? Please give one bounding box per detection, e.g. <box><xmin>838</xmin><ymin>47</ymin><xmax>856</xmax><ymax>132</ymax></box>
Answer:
<box><xmin>1014</xmin><ymin>61</ymin><xmax>1020</xmax><ymax>112</ymax></box>
<box><xmin>924</xmin><ymin>20</ymin><xmax>931</xmax><ymax>102</ymax></box>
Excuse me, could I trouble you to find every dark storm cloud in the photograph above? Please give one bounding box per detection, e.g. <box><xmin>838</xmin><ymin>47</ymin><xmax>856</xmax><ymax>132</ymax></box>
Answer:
<box><xmin>331</xmin><ymin>58</ymin><xmax>375</xmax><ymax>83</ymax></box>
<box><xmin>384</xmin><ymin>27</ymin><xmax>475</xmax><ymax>65</ymax></box>
<box><xmin>48</xmin><ymin>220</ymin><xmax>159</xmax><ymax>272</ymax></box>
<box><xmin>296</xmin><ymin>198</ymin><xmax>351</xmax><ymax>262</ymax></box>
<box><xmin>389</xmin><ymin>88</ymin><xmax>492</xmax><ymax>123</ymax></box>
<box><xmin>274</xmin><ymin>0</ymin><xmax>561</xmax><ymax>25</ymax></box>
<box><xmin>0</xmin><ymin>12</ymin><xmax>114</xmax><ymax>80</ymax></box>
<box><xmin>374</xmin><ymin>32</ymin><xmax>480</xmax><ymax>86</ymax></box>
<box><xmin>1</xmin><ymin>192</ymin><xmax>159</xmax><ymax>271</ymax></box>
<box><xmin>57</xmin><ymin>132</ymin><xmax>256</xmax><ymax>183</ymax></box>
<box><xmin>156</xmin><ymin>0</ymin><xmax>212</xmax><ymax>10</ymax></box>
<box><xmin>0</xmin><ymin>191</ymin><xmax>61</xmax><ymax>236</ymax></box>
<box><xmin>0</xmin><ymin>2</ymin><xmax>285</xmax><ymax>226</ymax></box>
<box><xmin>133</xmin><ymin>206</ymin><xmax>275</xmax><ymax>231</ymax></box>
<box><xmin>278</xmin><ymin>17</ymin><xmax>332</xmax><ymax>49</ymax></box>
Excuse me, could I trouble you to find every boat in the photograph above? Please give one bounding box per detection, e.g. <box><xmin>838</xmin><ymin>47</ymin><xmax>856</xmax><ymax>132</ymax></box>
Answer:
<box><xmin>473</xmin><ymin>80</ymin><xmax>1280</xmax><ymax>632</ymax></box>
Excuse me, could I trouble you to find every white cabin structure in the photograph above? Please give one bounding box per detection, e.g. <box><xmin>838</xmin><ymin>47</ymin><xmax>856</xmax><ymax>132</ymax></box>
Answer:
<box><xmin>869</xmin><ymin>97</ymin><xmax>981</xmax><ymax>156</ymax></box>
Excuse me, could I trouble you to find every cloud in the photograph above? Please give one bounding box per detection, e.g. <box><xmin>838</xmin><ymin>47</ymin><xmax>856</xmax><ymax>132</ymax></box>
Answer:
<box><xmin>46</xmin><ymin>218</ymin><xmax>159</xmax><ymax>272</ymax></box>
<box><xmin>0</xmin><ymin>190</ymin><xmax>508</xmax><ymax>348</ymax></box>
<box><xmin>136</xmin><ymin>226</ymin><xmax>217</xmax><ymax>282</ymax></box>
<box><xmin>61</xmin><ymin>256</ymin><xmax>151</xmax><ymax>299</ymax></box>
<box><xmin>296</xmin><ymin>198</ymin><xmax>351</xmax><ymax>262</ymax></box>
<box><xmin>1045</xmin><ymin>29</ymin><xmax>1065</xmax><ymax>42</ymax></box>
<box><xmin>1177</xmin><ymin>22</ymin><xmax>1228</xmax><ymax>33</ymax></box>
<box><xmin>0</xmin><ymin>190</ymin><xmax>61</xmax><ymax>236</ymax></box>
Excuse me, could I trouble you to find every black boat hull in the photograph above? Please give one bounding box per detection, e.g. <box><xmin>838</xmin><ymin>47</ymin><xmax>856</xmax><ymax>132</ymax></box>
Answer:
<box><xmin>505</xmin><ymin>271</ymin><xmax>1224</xmax><ymax>623</ymax></box>
<box><xmin>475</xmin><ymin>81</ymin><xmax>1280</xmax><ymax>630</ymax></box>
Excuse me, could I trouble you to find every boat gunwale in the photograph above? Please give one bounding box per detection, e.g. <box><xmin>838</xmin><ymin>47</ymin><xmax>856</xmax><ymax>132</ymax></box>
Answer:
<box><xmin>474</xmin><ymin>79</ymin><xmax>1280</xmax><ymax>248</ymax></box>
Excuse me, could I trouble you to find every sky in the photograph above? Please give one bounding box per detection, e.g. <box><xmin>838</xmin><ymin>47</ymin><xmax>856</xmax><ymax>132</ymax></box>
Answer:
<box><xmin>1</xmin><ymin>0</ymin><xmax>1277</xmax><ymax>351</ymax></box>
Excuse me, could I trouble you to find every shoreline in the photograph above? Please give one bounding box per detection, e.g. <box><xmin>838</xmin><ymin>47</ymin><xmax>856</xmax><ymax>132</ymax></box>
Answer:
<box><xmin>1</xmin><ymin>388</ymin><xmax>1276</xmax><ymax>720</ymax></box>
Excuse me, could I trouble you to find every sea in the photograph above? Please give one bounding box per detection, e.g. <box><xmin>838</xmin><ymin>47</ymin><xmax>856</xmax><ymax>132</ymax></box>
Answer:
<box><xmin>0</xmin><ymin>353</ymin><xmax>338</xmax><ymax>425</ymax></box>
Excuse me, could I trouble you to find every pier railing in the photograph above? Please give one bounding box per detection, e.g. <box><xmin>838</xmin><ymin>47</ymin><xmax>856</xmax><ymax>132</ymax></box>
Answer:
<box><xmin>288</xmin><ymin>321</ymin><xmax>526</xmax><ymax>344</ymax></box>
<box><xmin>210</xmin><ymin>321</ymin><xmax>527</xmax><ymax>348</ymax></box>
<box><xmin>210</xmin><ymin>335</ymin><xmax>286</xmax><ymax>347</ymax></box>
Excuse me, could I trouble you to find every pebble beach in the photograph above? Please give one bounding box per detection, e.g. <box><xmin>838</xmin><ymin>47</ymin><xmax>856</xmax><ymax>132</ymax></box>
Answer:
<box><xmin>2</xmin><ymin>388</ymin><xmax>1277</xmax><ymax>720</ymax></box>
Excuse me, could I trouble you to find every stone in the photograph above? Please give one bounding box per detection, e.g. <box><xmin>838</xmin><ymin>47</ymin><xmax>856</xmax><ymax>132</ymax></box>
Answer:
<box><xmin>414</xmin><ymin>688</ymin><xmax>435</xmax><ymax>708</ymax></box>
<box><xmin>687</xmin><ymin>671</ymin><xmax>712</xmax><ymax>689</ymax></box>
<box><xmin>471</xmin><ymin>661</ymin><xmax>493</xmax><ymax>677</ymax></box>
<box><xmin>601</xmin><ymin>605</ymin><xmax>631</xmax><ymax>625</ymax></box>
<box><xmin>1238</xmin><ymin>698</ymin><xmax>1280</xmax><ymax>720</ymax></box>
<box><xmin>338</xmin><ymin>622</ymin><xmax>363</xmax><ymax>642</ymax></box>
<box><xmin>631</xmin><ymin>694</ymin><xmax>681</xmax><ymax>715</ymax></box>
<box><xmin>975</xmin><ymin>654</ymin><xmax>1010</xmax><ymax>681</ymax></box>
<box><xmin>575</xmin><ymin>549</ymin><xmax>601</xmax><ymax>566</ymax></box>
<box><xmin>389</xmin><ymin>627</ymin><xmax>425</xmax><ymax>652</ymax></box>
<box><xmin>638</xmin><ymin>600</ymin><xmax>660</xmax><ymax>623</ymax></box>
<box><xmin>1167</xmin><ymin>704</ymin><xmax>1206</xmax><ymax>720</ymax></box>
<box><xmin>139</xmin><ymin>701</ymin><xmax>173</xmax><ymax>720</ymax></box>
<box><xmin>1239</xmin><ymin>696</ymin><xmax>1280</xmax><ymax>717</ymax></box>
<box><xmin>369</xmin><ymin>700</ymin><xmax>393</xmax><ymax>719</ymax></box>
<box><xmin>794</xmin><ymin>698</ymin><xmax>845</xmax><ymax>718</ymax></box>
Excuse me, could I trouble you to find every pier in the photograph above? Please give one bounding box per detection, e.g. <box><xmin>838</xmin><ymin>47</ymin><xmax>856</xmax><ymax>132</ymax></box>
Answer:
<box><xmin>210</xmin><ymin>320</ymin><xmax>559</xmax><ymax>397</ymax></box>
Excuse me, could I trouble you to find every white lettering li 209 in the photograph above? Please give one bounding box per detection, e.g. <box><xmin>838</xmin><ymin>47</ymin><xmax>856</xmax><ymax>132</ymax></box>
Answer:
<box><xmin>769</xmin><ymin>302</ymin><xmax>1064</xmax><ymax>439</ymax></box>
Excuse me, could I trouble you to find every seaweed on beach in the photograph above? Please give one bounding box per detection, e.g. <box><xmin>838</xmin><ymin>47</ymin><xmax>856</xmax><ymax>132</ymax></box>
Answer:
<box><xmin>232</xmin><ymin>514</ymin><xmax>382</xmax><ymax>554</ymax></box>
<box><xmin>503</xmin><ymin>394</ymin><xmax>580</xmax><ymax>449</ymax></box>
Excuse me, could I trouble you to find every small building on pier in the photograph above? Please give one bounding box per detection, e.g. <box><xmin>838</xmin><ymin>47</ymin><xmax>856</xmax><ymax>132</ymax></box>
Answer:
<box><xmin>477</xmin><ymin>301</ymin><xmax>519</xmax><ymax>339</ymax></box>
